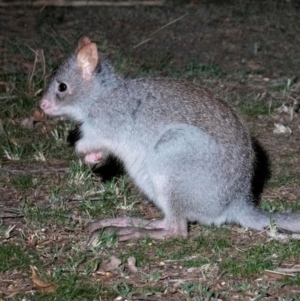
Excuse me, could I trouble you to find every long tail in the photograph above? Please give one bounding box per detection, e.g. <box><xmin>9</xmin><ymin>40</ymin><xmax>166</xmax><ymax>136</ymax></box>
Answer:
<box><xmin>230</xmin><ymin>199</ymin><xmax>300</xmax><ymax>232</ymax></box>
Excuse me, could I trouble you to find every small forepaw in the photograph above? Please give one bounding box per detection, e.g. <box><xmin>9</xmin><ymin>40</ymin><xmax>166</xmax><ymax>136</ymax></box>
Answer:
<box><xmin>84</xmin><ymin>152</ymin><xmax>103</xmax><ymax>164</ymax></box>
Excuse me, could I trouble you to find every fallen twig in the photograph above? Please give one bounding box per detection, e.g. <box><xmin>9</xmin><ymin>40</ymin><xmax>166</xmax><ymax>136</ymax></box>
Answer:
<box><xmin>0</xmin><ymin>95</ymin><xmax>18</xmax><ymax>101</ymax></box>
<box><xmin>0</xmin><ymin>0</ymin><xmax>164</xmax><ymax>7</ymax></box>
<box><xmin>1</xmin><ymin>167</ymin><xmax>69</xmax><ymax>174</ymax></box>
<box><xmin>126</xmin><ymin>297</ymin><xmax>169</xmax><ymax>301</ymax></box>
<box><xmin>0</xmin><ymin>213</ymin><xmax>25</xmax><ymax>218</ymax></box>
<box><xmin>265</xmin><ymin>269</ymin><xmax>295</xmax><ymax>277</ymax></box>
<box><xmin>276</xmin><ymin>267</ymin><xmax>300</xmax><ymax>273</ymax></box>
<box><xmin>164</xmin><ymin>255</ymin><xmax>201</xmax><ymax>262</ymax></box>
<box><xmin>0</xmin><ymin>208</ymin><xmax>24</xmax><ymax>219</ymax></box>
<box><xmin>166</xmin><ymin>278</ymin><xmax>200</xmax><ymax>283</ymax></box>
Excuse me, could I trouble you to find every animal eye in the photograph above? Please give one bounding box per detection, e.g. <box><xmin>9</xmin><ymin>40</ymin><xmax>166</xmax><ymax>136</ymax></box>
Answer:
<box><xmin>58</xmin><ymin>83</ymin><xmax>67</xmax><ymax>92</ymax></box>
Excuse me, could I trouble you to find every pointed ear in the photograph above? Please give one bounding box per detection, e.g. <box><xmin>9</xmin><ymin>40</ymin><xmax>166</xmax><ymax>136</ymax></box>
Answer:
<box><xmin>76</xmin><ymin>43</ymin><xmax>99</xmax><ymax>80</ymax></box>
<box><xmin>76</xmin><ymin>36</ymin><xmax>92</xmax><ymax>53</ymax></box>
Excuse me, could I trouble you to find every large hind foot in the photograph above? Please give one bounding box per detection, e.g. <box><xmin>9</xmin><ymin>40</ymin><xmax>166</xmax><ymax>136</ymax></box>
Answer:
<box><xmin>87</xmin><ymin>217</ymin><xmax>188</xmax><ymax>244</ymax></box>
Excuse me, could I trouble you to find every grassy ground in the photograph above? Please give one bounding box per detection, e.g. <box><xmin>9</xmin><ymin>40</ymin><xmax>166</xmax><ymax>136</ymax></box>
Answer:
<box><xmin>1</xmin><ymin>1</ymin><xmax>300</xmax><ymax>300</ymax></box>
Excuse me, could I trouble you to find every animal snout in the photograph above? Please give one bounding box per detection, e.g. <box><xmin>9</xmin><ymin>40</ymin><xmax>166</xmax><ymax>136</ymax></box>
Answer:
<box><xmin>40</xmin><ymin>99</ymin><xmax>49</xmax><ymax>111</ymax></box>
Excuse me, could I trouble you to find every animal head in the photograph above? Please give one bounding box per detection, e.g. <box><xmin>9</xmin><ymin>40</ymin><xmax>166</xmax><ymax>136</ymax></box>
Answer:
<box><xmin>40</xmin><ymin>36</ymin><xmax>99</xmax><ymax>121</ymax></box>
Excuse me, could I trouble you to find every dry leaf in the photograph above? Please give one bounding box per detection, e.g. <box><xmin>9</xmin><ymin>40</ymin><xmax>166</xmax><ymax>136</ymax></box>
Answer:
<box><xmin>264</xmin><ymin>269</ymin><xmax>294</xmax><ymax>279</ymax></box>
<box><xmin>127</xmin><ymin>256</ymin><xmax>138</xmax><ymax>273</ymax></box>
<box><xmin>273</xmin><ymin>123</ymin><xmax>292</xmax><ymax>134</ymax></box>
<box><xmin>97</xmin><ymin>256</ymin><xmax>122</xmax><ymax>275</ymax></box>
<box><xmin>33</xmin><ymin>109</ymin><xmax>45</xmax><ymax>122</ymax></box>
<box><xmin>30</xmin><ymin>265</ymin><xmax>56</xmax><ymax>293</ymax></box>
<box><xmin>276</xmin><ymin>104</ymin><xmax>291</xmax><ymax>114</ymax></box>
<box><xmin>5</xmin><ymin>224</ymin><xmax>16</xmax><ymax>239</ymax></box>
<box><xmin>101</xmin><ymin>256</ymin><xmax>121</xmax><ymax>272</ymax></box>
<box><xmin>273</xmin><ymin>104</ymin><xmax>295</xmax><ymax>122</ymax></box>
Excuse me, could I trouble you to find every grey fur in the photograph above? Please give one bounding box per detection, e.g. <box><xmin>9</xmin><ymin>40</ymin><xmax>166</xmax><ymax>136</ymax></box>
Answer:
<box><xmin>40</xmin><ymin>42</ymin><xmax>300</xmax><ymax>242</ymax></box>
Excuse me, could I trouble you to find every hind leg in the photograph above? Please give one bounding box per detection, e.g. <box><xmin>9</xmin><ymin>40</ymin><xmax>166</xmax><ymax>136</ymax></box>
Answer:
<box><xmin>87</xmin><ymin>126</ymin><xmax>213</xmax><ymax>244</ymax></box>
<box><xmin>87</xmin><ymin>215</ymin><xmax>187</xmax><ymax>244</ymax></box>
<box><xmin>87</xmin><ymin>170</ymin><xmax>188</xmax><ymax>244</ymax></box>
<box><xmin>87</xmin><ymin>177</ymin><xmax>188</xmax><ymax>244</ymax></box>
